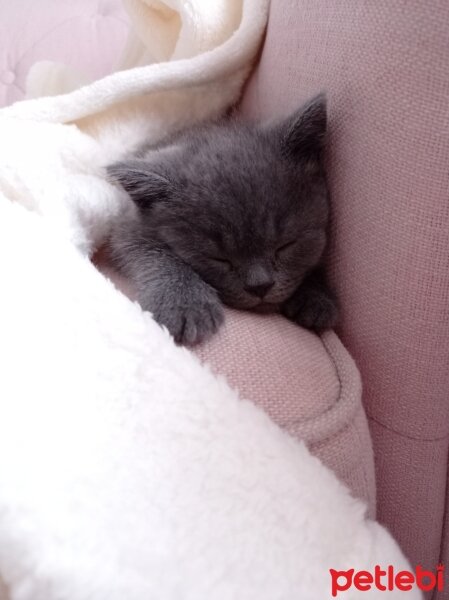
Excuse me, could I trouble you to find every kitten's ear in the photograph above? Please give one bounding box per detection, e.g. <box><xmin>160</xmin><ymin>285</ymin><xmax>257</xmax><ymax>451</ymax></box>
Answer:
<box><xmin>106</xmin><ymin>159</ymin><xmax>170</xmax><ymax>209</ymax></box>
<box><xmin>271</xmin><ymin>93</ymin><xmax>327</xmax><ymax>159</ymax></box>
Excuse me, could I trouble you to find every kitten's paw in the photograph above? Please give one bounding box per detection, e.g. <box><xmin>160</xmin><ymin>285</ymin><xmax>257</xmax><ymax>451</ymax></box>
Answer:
<box><xmin>150</xmin><ymin>290</ymin><xmax>224</xmax><ymax>346</ymax></box>
<box><xmin>282</xmin><ymin>289</ymin><xmax>338</xmax><ymax>332</ymax></box>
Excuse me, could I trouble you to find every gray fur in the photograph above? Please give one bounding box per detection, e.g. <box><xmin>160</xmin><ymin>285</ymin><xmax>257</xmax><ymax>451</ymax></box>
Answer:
<box><xmin>107</xmin><ymin>94</ymin><xmax>338</xmax><ymax>345</ymax></box>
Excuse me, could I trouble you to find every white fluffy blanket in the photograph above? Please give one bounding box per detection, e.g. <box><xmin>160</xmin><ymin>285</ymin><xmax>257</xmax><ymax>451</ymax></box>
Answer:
<box><xmin>0</xmin><ymin>1</ymin><xmax>421</xmax><ymax>599</ymax></box>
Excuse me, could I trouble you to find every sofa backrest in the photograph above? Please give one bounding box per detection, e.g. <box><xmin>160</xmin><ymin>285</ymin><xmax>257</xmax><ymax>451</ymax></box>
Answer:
<box><xmin>240</xmin><ymin>0</ymin><xmax>449</xmax><ymax>579</ymax></box>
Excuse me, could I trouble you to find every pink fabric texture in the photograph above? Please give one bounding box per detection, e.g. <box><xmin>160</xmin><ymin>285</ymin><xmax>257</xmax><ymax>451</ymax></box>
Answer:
<box><xmin>195</xmin><ymin>311</ymin><xmax>375</xmax><ymax>511</ymax></box>
<box><xmin>240</xmin><ymin>0</ymin><xmax>449</xmax><ymax>587</ymax></box>
<box><xmin>0</xmin><ymin>0</ymin><xmax>127</xmax><ymax>107</ymax></box>
<box><xmin>96</xmin><ymin>256</ymin><xmax>376</xmax><ymax>514</ymax></box>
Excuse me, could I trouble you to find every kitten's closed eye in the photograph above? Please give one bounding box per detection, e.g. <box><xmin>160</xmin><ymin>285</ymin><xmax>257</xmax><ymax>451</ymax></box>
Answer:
<box><xmin>208</xmin><ymin>256</ymin><xmax>233</xmax><ymax>270</ymax></box>
<box><xmin>275</xmin><ymin>240</ymin><xmax>297</xmax><ymax>258</ymax></box>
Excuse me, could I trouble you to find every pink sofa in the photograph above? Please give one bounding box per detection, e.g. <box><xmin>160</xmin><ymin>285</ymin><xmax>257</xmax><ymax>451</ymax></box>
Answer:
<box><xmin>0</xmin><ymin>1</ymin><xmax>447</xmax><ymax>598</ymax></box>
<box><xmin>239</xmin><ymin>0</ymin><xmax>449</xmax><ymax>591</ymax></box>
<box><xmin>0</xmin><ymin>0</ymin><xmax>128</xmax><ymax>107</ymax></box>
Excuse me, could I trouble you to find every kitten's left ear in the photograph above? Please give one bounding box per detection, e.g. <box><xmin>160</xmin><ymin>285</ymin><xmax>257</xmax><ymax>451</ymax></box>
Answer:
<box><xmin>106</xmin><ymin>159</ymin><xmax>170</xmax><ymax>210</ymax></box>
<box><xmin>270</xmin><ymin>93</ymin><xmax>327</xmax><ymax>159</ymax></box>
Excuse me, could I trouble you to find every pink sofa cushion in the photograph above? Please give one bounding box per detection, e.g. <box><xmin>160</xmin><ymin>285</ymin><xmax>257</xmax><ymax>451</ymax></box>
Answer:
<box><xmin>197</xmin><ymin>311</ymin><xmax>340</xmax><ymax>430</ymax></box>
<box><xmin>0</xmin><ymin>0</ymin><xmax>128</xmax><ymax>107</ymax></box>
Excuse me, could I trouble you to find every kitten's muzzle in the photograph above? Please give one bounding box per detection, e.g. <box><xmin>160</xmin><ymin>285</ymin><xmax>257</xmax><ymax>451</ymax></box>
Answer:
<box><xmin>243</xmin><ymin>263</ymin><xmax>275</xmax><ymax>299</ymax></box>
<box><xmin>244</xmin><ymin>281</ymin><xmax>274</xmax><ymax>299</ymax></box>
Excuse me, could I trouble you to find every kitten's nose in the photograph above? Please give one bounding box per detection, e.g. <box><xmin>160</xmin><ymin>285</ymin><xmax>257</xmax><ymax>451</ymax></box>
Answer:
<box><xmin>244</xmin><ymin>281</ymin><xmax>274</xmax><ymax>299</ymax></box>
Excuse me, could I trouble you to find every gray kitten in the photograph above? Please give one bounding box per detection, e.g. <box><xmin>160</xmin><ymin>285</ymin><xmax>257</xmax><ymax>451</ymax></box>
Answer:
<box><xmin>107</xmin><ymin>94</ymin><xmax>338</xmax><ymax>345</ymax></box>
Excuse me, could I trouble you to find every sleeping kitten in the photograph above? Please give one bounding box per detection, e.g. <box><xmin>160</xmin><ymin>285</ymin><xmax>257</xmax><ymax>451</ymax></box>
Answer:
<box><xmin>107</xmin><ymin>93</ymin><xmax>338</xmax><ymax>345</ymax></box>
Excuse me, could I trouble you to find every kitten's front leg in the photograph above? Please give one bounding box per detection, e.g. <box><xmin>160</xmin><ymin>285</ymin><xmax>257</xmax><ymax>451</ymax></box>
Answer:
<box><xmin>133</xmin><ymin>248</ymin><xmax>224</xmax><ymax>346</ymax></box>
<box><xmin>281</xmin><ymin>267</ymin><xmax>338</xmax><ymax>332</ymax></box>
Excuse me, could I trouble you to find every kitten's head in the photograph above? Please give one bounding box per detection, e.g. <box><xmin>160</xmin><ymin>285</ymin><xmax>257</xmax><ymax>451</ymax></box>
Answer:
<box><xmin>108</xmin><ymin>94</ymin><xmax>329</xmax><ymax>310</ymax></box>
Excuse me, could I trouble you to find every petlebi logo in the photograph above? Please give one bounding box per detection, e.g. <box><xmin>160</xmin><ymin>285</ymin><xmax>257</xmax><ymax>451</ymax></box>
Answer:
<box><xmin>329</xmin><ymin>564</ymin><xmax>444</xmax><ymax>596</ymax></box>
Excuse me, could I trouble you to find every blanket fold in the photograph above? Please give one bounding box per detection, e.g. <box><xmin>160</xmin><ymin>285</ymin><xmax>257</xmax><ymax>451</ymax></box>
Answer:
<box><xmin>4</xmin><ymin>0</ymin><xmax>263</xmax><ymax>125</ymax></box>
<box><xmin>0</xmin><ymin>0</ymin><xmax>269</xmax><ymax>255</ymax></box>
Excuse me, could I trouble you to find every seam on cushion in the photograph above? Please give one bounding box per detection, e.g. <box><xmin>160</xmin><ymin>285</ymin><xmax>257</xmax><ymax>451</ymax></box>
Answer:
<box><xmin>306</xmin><ymin>408</ymin><xmax>376</xmax><ymax>516</ymax></box>
<box><xmin>352</xmin><ymin>407</ymin><xmax>376</xmax><ymax>518</ymax></box>
<box><xmin>290</xmin><ymin>330</ymin><xmax>342</xmax><ymax>437</ymax></box>
<box><xmin>288</xmin><ymin>331</ymin><xmax>362</xmax><ymax>444</ymax></box>
<box><xmin>308</xmin><ymin>407</ymin><xmax>369</xmax><ymax>470</ymax></box>
<box><xmin>341</xmin><ymin>408</ymin><xmax>373</xmax><ymax>504</ymax></box>
<box><xmin>368</xmin><ymin>414</ymin><xmax>449</xmax><ymax>442</ymax></box>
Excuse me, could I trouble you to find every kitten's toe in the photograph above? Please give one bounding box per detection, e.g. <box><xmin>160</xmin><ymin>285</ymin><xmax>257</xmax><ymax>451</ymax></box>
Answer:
<box><xmin>153</xmin><ymin>298</ymin><xmax>224</xmax><ymax>346</ymax></box>
<box><xmin>283</xmin><ymin>292</ymin><xmax>338</xmax><ymax>332</ymax></box>
<box><xmin>180</xmin><ymin>302</ymin><xmax>224</xmax><ymax>346</ymax></box>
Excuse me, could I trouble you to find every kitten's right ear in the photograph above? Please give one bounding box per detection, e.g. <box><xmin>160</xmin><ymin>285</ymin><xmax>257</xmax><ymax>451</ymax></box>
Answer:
<box><xmin>106</xmin><ymin>160</ymin><xmax>170</xmax><ymax>209</ymax></box>
<box><xmin>266</xmin><ymin>93</ymin><xmax>327</xmax><ymax>160</ymax></box>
